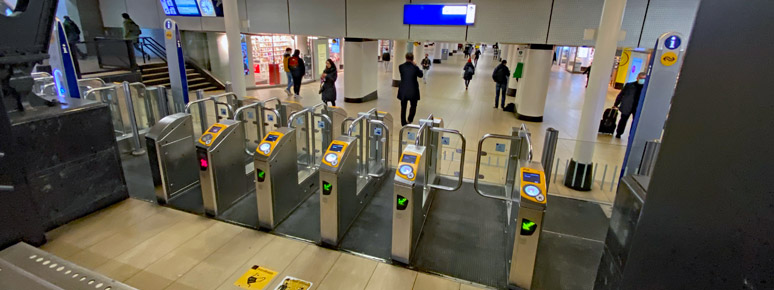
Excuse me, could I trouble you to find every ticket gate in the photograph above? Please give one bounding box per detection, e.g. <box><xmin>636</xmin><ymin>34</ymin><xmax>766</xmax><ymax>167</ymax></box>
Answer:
<box><xmin>197</xmin><ymin>119</ymin><xmax>253</xmax><ymax>217</ymax></box>
<box><xmin>146</xmin><ymin>95</ymin><xmax>234</xmax><ymax>206</ymax></box>
<box><xmin>145</xmin><ymin>113</ymin><xmax>198</xmax><ymax>205</ymax></box>
<box><xmin>254</xmin><ymin>104</ymin><xmax>349</xmax><ymax>230</ymax></box>
<box><xmin>319</xmin><ymin>110</ymin><xmax>392</xmax><ymax>247</ymax></box>
<box><xmin>391</xmin><ymin>117</ymin><xmax>466</xmax><ymax>264</ymax></box>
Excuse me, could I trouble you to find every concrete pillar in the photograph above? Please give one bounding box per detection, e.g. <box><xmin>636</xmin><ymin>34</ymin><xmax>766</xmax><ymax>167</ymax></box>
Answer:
<box><xmin>297</xmin><ymin>36</ymin><xmax>309</xmax><ymax>55</ymax></box>
<box><xmin>344</xmin><ymin>39</ymin><xmax>379</xmax><ymax>103</ymax></box>
<box><xmin>223</xmin><ymin>0</ymin><xmax>246</xmax><ymax>98</ymax></box>
<box><xmin>566</xmin><ymin>0</ymin><xmax>628</xmax><ymax>191</ymax></box>
<box><xmin>432</xmin><ymin>42</ymin><xmax>442</xmax><ymax>63</ymax></box>
<box><xmin>412</xmin><ymin>41</ymin><xmax>424</xmax><ymax>60</ymax></box>
<box><xmin>514</xmin><ymin>45</ymin><xmax>553</xmax><ymax>121</ymax></box>
<box><xmin>392</xmin><ymin>40</ymin><xmax>407</xmax><ymax>87</ymax></box>
<box><xmin>500</xmin><ymin>44</ymin><xmax>509</xmax><ymax>62</ymax></box>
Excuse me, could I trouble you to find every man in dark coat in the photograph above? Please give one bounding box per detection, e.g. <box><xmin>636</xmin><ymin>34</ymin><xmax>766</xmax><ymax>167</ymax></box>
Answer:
<box><xmin>289</xmin><ymin>49</ymin><xmax>306</xmax><ymax>97</ymax></box>
<box><xmin>397</xmin><ymin>53</ymin><xmax>423</xmax><ymax>126</ymax></box>
<box><xmin>492</xmin><ymin>60</ymin><xmax>510</xmax><ymax>109</ymax></box>
<box><xmin>613</xmin><ymin>72</ymin><xmax>646</xmax><ymax>138</ymax></box>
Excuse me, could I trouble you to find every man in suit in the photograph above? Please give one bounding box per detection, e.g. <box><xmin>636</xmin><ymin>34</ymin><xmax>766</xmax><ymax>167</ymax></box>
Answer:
<box><xmin>397</xmin><ymin>53</ymin><xmax>423</xmax><ymax>126</ymax></box>
<box><xmin>613</xmin><ymin>72</ymin><xmax>647</xmax><ymax>138</ymax></box>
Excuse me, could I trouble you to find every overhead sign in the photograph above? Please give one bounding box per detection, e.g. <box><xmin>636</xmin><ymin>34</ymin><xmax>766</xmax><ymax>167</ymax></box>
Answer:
<box><xmin>234</xmin><ymin>265</ymin><xmax>278</xmax><ymax>290</ymax></box>
<box><xmin>273</xmin><ymin>276</ymin><xmax>313</xmax><ymax>290</ymax></box>
<box><xmin>160</xmin><ymin>0</ymin><xmax>223</xmax><ymax>17</ymax></box>
<box><xmin>403</xmin><ymin>4</ymin><xmax>476</xmax><ymax>25</ymax></box>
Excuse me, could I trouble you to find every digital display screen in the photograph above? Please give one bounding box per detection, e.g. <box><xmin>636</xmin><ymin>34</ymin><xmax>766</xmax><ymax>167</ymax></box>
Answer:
<box><xmin>265</xmin><ymin>134</ymin><xmax>279</xmax><ymax>142</ymax></box>
<box><xmin>523</xmin><ymin>172</ymin><xmax>541</xmax><ymax>184</ymax></box>
<box><xmin>197</xmin><ymin>0</ymin><xmax>216</xmax><ymax>16</ymax></box>
<box><xmin>159</xmin><ymin>0</ymin><xmax>178</xmax><ymax>16</ymax></box>
<box><xmin>401</xmin><ymin>154</ymin><xmax>417</xmax><ymax>164</ymax></box>
<box><xmin>208</xmin><ymin>126</ymin><xmax>222</xmax><ymax>133</ymax></box>
<box><xmin>174</xmin><ymin>0</ymin><xmax>200</xmax><ymax>16</ymax></box>
<box><xmin>403</xmin><ymin>4</ymin><xmax>476</xmax><ymax>25</ymax></box>
<box><xmin>329</xmin><ymin>144</ymin><xmax>344</xmax><ymax>152</ymax></box>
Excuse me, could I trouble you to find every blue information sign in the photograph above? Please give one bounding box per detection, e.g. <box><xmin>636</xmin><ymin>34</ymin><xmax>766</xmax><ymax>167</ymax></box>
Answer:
<box><xmin>403</xmin><ymin>4</ymin><xmax>476</xmax><ymax>26</ymax></box>
<box><xmin>664</xmin><ymin>35</ymin><xmax>681</xmax><ymax>50</ymax></box>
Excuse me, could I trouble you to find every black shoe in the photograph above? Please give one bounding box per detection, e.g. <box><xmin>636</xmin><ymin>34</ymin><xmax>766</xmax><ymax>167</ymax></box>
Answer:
<box><xmin>615</xmin><ymin>135</ymin><xmax>622</xmax><ymax>139</ymax></box>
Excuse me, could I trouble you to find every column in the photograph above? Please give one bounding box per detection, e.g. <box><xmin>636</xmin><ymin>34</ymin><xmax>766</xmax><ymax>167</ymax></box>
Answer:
<box><xmin>412</xmin><ymin>41</ymin><xmax>423</xmax><ymax>60</ymax></box>
<box><xmin>344</xmin><ymin>39</ymin><xmax>378</xmax><ymax>103</ymax></box>
<box><xmin>223</xmin><ymin>0</ymin><xmax>246</xmax><ymax>98</ymax></box>
<box><xmin>392</xmin><ymin>39</ymin><xmax>407</xmax><ymax>87</ymax></box>
<box><xmin>297</xmin><ymin>36</ymin><xmax>309</xmax><ymax>55</ymax></box>
<box><xmin>432</xmin><ymin>42</ymin><xmax>442</xmax><ymax>63</ymax></box>
<box><xmin>500</xmin><ymin>44</ymin><xmax>509</xmax><ymax>62</ymax></box>
<box><xmin>514</xmin><ymin>44</ymin><xmax>553</xmax><ymax>121</ymax></box>
<box><xmin>566</xmin><ymin>0</ymin><xmax>628</xmax><ymax>190</ymax></box>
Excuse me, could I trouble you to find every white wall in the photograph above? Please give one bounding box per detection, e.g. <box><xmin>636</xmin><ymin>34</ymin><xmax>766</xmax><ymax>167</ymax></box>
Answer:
<box><xmin>347</xmin><ymin>0</ymin><xmax>409</xmax><ymax>39</ymax></box>
<box><xmin>288</xmin><ymin>0</ymin><xmax>346</xmax><ymax>37</ymax></box>
<box><xmin>467</xmin><ymin>0</ymin><xmax>552</xmax><ymax>44</ymax></box>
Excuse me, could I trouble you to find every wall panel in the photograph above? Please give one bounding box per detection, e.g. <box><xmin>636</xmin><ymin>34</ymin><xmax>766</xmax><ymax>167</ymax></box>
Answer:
<box><xmin>246</xmin><ymin>0</ymin><xmax>290</xmax><ymax>34</ymax></box>
<box><xmin>288</xmin><ymin>0</ymin><xmax>346</xmax><ymax>37</ymax></box>
<box><xmin>467</xmin><ymin>0</ymin><xmax>552</xmax><ymax>44</ymax></box>
<box><xmin>638</xmin><ymin>0</ymin><xmax>700</xmax><ymax>47</ymax></box>
<box><xmin>407</xmin><ymin>0</ymin><xmax>467</xmax><ymax>42</ymax></box>
<box><xmin>99</xmin><ymin>0</ymin><xmax>126</xmax><ymax>28</ymax></box>
<box><xmin>547</xmin><ymin>0</ymin><xmax>647</xmax><ymax>47</ymax></box>
<box><xmin>346</xmin><ymin>0</ymin><xmax>409</xmax><ymax>39</ymax></box>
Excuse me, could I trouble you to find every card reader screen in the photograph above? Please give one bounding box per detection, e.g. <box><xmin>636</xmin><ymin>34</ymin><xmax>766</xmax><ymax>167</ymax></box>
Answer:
<box><xmin>329</xmin><ymin>144</ymin><xmax>344</xmax><ymax>152</ymax></box>
<box><xmin>208</xmin><ymin>126</ymin><xmax>222</xmax><ymax>133</ymax></box>
<box><xmin>523</xmin><ymin>172</ymin><xmax>541</xmax><ymax>184</ymax></box>
<box><xmin>401</xmin><ymin>154</ymin><xmax>417</xmax><ymax>164</ymax></box>
<box><xmin>265</xmin><ymin>134</ymin><xmax>279</xmax><ymax>142</ymax></box>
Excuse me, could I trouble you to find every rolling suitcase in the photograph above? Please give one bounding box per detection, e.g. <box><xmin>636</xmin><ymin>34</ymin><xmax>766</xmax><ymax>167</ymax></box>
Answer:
<box><xmin>598</xmin><ymin>107</ymin><xmax>618</xmax><ymax>135</ymax></box>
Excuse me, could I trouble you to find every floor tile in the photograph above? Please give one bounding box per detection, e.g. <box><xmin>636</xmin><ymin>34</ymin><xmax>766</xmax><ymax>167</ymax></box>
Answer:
<box><xmin>265</xmin><ymin>245</ymin><xmax>341</xmax><ymax>290</ymax></box>
<box><xmin>316</xmin><ymin>254</ymin><xmax>378</xmax><ymax>290</ymax></box>
<box><xmin>215</xmin><ymin>236</ymin><xmax>307</xmax><ymax>290</ymax></box>
<box><xmin>365</xmin><ymin>263</ymin><xmax>417</xmax><ymax>290</ymax></box>
<box><xmin>412</xmin><ymin>273</ymin><xmax>460</xmax><ymax>290</ymax></box>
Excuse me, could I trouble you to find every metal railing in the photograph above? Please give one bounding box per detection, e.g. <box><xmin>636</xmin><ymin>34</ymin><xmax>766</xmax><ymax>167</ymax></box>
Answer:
<box><xmin>139</xmin><ymin>37</ymin><xmax>167</xmax><ymax>63</ymax></box>
<box><xmin>366</xmin><ymin>119</ymin><xmax>390</xmax><ymax>178</ymax></box>
<box><xmin>93</xmin><ymin>37</ymin><xmax>138</xmax><ymax>72</ymax></box>
<box><xmin>233</xmin><ymin>101</ymin><xmax>281</xmax><ymax>155</ymax></box>
<box><xmin>426</xmin><ymin>127</ymin><xmax>466</xmax><ymax>191</ymax></box>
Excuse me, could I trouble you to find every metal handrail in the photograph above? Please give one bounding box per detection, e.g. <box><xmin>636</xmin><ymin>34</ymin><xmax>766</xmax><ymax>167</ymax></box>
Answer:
<box><xmin>341</xmin><ymin>117</ymin><xmax>356</xmax><ymax>135</ymax></box>
<box><xmin>414</xmin><ymin>114</ymin><xmax>434</xmax><ymax>146</ymax></box>
<box><xmin>78</xmin><ymin>78</ymin><xmax>107</xmax><ymax>87</ymax></box>
<box><xmin>520</xmin><ymin>124</ymin><xmax>533</xmax><ymax>161</ymax></box>
<box><xmin>398</xmin><ymin>124</ymin><xmax>421</xmax><ymax>149</ymax></box>
<box><xmin>209</xmin><ymin>92</ymin><xmax>239</xmax><ymax>114</ymax></box>
<box><xmin>234</xmin><ymin>102</ymin><xmax>267</xmax><ymax>155</ymax></box>
<box><xmin>288</xmin><ymin>107</ymin><xmax>313</xmax><ymax>128</ymax></box>
<box><xmin>426</xmin><ymin>127</ymin><xmax>466</xmax><ymax>191</ymax></box>
<box><xmin>346</xmin><ymin>115</ymin><xmax>368</xmax><ymax>137</ymax></box>
<box><xmin>83</xmin><ymin>85</ymin><xmax>117</xmax><ymax>102</ymax></box>
<box><xmin>474</xmin><ymin>133</ymin><xmax>522</xmax><ymax>202</ymax></box>
<box><xmin>262</xmin><ymin>97</ymin><xmax>282</xmax><ymax>108</ymax></box>
<box><xmin>366</xmin><ymin>119</ymin><xmax>391</xmax><ymax>178</ymax></box>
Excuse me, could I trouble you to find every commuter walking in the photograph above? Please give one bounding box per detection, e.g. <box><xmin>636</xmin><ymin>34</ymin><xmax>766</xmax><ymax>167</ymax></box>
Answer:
<box><xmin>421</xmin><ymin>54</ymin><xmax>431</xmax><ymax>84</ymax></box>
<box><xmin>283</xmin><ymin>48</ymin><xmax>293</xmax><ymax>95</ymax></box>
<box><xmin>320</xmin><ymin>59</ymin><xmax>338</xmax><ymax>106</ymax></box>
<box><xmin>121</xmin><ymin>13</ymin><xmax>141</xmax><ymax>50</ymax></box>
<box><xmin>288</xmin><ymin>49</ymin><xmax>306</xmax><ymax>97</ymax></box>
<box><xmin>382</xmin><ymin>48</ymin><xmax>391</xmax><ymax>71</ymax></box>
<box><xmin>613</xmin><ymin>72</ymin><xmax>646</xmax><ymax>138</ymax></box>
<box><xmin>492</xmin><ymin>60</ymin><xmax>510</xmax><ymax>109</ymax></box>
<box><xmin>474</xmin><ymin>49</ymin><xmax>481</xmax><ymax>66</ymax></box>
<box><xmin>462</xmin><ymin>58</ymin><xmax>475</xmax><ymax>90</ymax></box>
<box><xmin>63</xmin><ymin>16</ymin><xmax>86</xmax><ymax>59</ymax></box>
<box><xmin>397</xmin><ymin>53</ymin><xmax>423</xmax><ymax>126</ymax></box>
<box><xmin>583</xmin><ymin>65</ymin><xmax>592</xmax><ymax>88</ymax></box>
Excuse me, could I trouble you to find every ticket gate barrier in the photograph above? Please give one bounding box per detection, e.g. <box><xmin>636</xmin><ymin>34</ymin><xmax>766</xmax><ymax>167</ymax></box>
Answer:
<box><xmin>474</xmin><ymin>125</ymin><xmax>547</xmax><ymax>290</ymax></box>
<box><xmin>145</xmin><ymin>113</ymin><xmax>198</xmax><ymax>205</ymax></box>
<box><xmin>146</xmin><ymin>95</ymin><xmax>233</xmax><ymax>205</ymax></box>
<box><xmin>253</xmin><ymin>105</ymin><xmax>339</xmax><ymax>230</ymax></box>
<box><xmin>319</xmin><ymin>111</ymin><xmax>391</xmax><ymax>247</ymax></box>
<box><xmin>233</xmin><ymin>99</ymin><xmax>282</xmax><ymax>154</ymax></box>
<box><xmin>391</xmin><ymin>117</ymin><xmax>466</xmax><ymax>264</ymax></box>
<box><xmin>196</xmin><ymin>119</ymin><xmax>252</xmax><ymax>217</ymax></box>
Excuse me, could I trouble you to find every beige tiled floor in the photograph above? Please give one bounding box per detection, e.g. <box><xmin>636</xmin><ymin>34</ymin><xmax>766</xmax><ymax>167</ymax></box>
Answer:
<box><xmin>41</xmin><ymin>199</ymin><xmax>490</xmax><ymax>290</ymax></box>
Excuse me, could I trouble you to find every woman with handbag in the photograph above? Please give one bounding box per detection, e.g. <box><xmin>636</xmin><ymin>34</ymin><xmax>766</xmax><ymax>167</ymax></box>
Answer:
<box><xmin>320</xmin><ymin>59</ymin><xmax>338</xmax><ymax>106</ymax></box>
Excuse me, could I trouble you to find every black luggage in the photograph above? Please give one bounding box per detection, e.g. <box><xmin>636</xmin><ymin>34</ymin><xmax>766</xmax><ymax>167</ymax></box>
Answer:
<box><xmin>598</xmin><ymin>107</ymin><xmax>618</xmax><ymax>135</ymax></box>
<box><xmin>504</xmin><ymin>103</ymin><xmax>516</xmax><ymax>112</ymax></box>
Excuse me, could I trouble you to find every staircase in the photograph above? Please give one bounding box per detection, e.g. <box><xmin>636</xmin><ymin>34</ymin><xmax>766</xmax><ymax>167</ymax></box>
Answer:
<box><xmin>139</xmin><ymin>62</ymin><xmax>223</xmax><ymax>92</ymax></box>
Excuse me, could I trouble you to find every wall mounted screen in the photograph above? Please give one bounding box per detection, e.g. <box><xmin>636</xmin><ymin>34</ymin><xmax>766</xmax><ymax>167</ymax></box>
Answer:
<box><xmin>160</xmin><ymin>0</ymin><xmax>223</xmax><ymax>17</ymax></box>
<box><xmin>403</xmin><ymin>4</ymin><xmax>476</xmax><ymax>26</ymax></box>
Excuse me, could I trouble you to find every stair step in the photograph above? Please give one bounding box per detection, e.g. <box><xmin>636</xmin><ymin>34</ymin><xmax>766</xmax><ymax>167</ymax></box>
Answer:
<box><xmin>145</xmin><ymin>78</ymin><xmax>170</xmax><ymax>86</ymax></box>
<box><xmin>141</xmin><ymin>67</ymin><xmax>168</xmax><ymax>74</ymax></box>
<box><xmin>142</xmin><ymin>72</ymin><xmax>169</xmax><ymax>79</ymax></box>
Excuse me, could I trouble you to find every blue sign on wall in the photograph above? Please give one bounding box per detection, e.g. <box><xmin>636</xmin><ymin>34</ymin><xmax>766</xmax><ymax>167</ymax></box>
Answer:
<box><xmin>665</xmin><ymin>35</ymin><xmax>681</xmax><ymax>50</ymax></box>
<box><xmin>403</xmin><ymin>4</ymin><xmax>476</xmax><ymax>26</ymax></box>
<box><xmin>161</xmin><ymin>0</ymin><xmax>223</xmax><ymax>17</ymax></box>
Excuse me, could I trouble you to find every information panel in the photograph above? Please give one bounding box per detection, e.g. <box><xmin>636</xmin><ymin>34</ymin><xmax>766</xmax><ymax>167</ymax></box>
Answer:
<box><xmin>403</xmin><ymin>4</ymin><xmax>476</xmax><ymax>25</ymax></box>
<box><xmin>160</xmin><ymin>0</ymin><xmax>223</xmax><ymax>17</ymax></box>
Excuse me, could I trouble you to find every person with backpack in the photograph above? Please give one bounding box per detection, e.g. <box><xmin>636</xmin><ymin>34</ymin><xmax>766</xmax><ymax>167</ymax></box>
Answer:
<box><xmin>462</xmin><ymin>58</ymin><xmax>475</xmax><ymax>90</ymax></box>
<box><xmin>397</xmin><ymin>53</ymin><xmax>423</xmax><ymax>126</ymax></box>
<box><xmin>121</xmin><ymin>13</ymin><xmax>141</xmax><ymax>50</ymax></box>
<box><xmin>613</xmin><ymin>72</ymin><xmax>646</xmax><ymax>138</ymax></box>
<box><xmin>382</xmin><ymin>48</ymin><xmax>391</xmax><ymax>71</ymax></box>
<box><xmin>492</xmin><ymin>60</ymin><xmax>510</xmax><ymax>109</ymax></box>
<box><xmin>420</xmin><ymin>54</ymin><xmax>431</xmax><ymax>84</ymax></box>
<box><xmin>320</xmin><ymin>59</ymin><xmax>337</xmax><ymax>106</ymax></box>
<box><xmin>282</xmin><ymin>48</ymin><xmax>293</xmax><ymax>95</ymax></box>
<box><xmin>474</xmin><ymin>49</ymin><xmax>481</xmax><ymax>66</ymax></box>
<box><xmin>63</xmin><ymin>16</ymin><xmax>86</xmax><ymax>59</ymax></box>
<box><xmin>288</xmin><ymin>49</ymin><xmax>306</xmax><ymax>97</ymax></box>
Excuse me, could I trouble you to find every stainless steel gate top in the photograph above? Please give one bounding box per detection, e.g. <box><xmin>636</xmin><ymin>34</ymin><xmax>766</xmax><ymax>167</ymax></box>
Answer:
<box><xmin>0</xmin><ymin>242</ymin><xmax>137</xmax><ymax>290</ymax></box>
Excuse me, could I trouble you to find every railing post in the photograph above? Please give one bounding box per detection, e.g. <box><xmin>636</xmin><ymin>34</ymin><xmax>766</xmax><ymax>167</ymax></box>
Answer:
<box><xmin>638</xmin><ymin>140</ymin><xmax>661</xmax><ymax>176</ymax></box>
<box><xmin>155</xmin><ymin>86</ymin><xmax>170</xmax><ymax>116</ymax></box>
<box><xmin>122</xmin><ymin>81</ymin><xmax>146</xmax><ymax>156</ymax></box>
<box><xmin>541</xmin><ymin>128</ymin><xmax>559</xmax><ymax>189</ymax></box>
<box><xmin>196</xmin><ymin>89</ymin><xmax>208</xmax><ymax>132</ymax></box>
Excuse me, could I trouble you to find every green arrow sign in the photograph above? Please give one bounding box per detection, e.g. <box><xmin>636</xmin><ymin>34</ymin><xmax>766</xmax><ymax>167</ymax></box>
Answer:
<box><xmin>258</xmin><ymin>171</ymin><xmax>265</xmax><ymax>178</ymax></box>
<box><xmin>522</xmin><ymin>220</ymin><xmax>536</xmax><ymax>231</ymax></box>
<box><xmin>323</xmin><ymin>183</ymin><xmax>332</xmax><ymax>191</ymax></box>
<box><xmin>398</xmin><ymin>197</ymin><xmax>408</xmax><ymax>206</ymax></box>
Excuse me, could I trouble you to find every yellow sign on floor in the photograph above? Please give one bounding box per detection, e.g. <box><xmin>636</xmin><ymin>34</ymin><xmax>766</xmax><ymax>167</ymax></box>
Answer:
<box><xmin>273</xmin><ymin>276</ymin><xmax>313</xmax><ymax>290</ymax></box>
<box><xmin>234</xmin><ymin>265</ymin><xmax>278</xmax><ymax>290</ymax></box>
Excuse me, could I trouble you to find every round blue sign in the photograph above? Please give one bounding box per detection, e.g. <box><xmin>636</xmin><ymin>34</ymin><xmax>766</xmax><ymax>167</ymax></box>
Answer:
<box><xmin>165</xmin><ymin>20</ymin><xmax>173</xmax><ymax>30</ymax></box>
<box><xmin>664</xmin><ymin>35</ymin><xmax>681</xmax><ymax>50</ymax></box>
